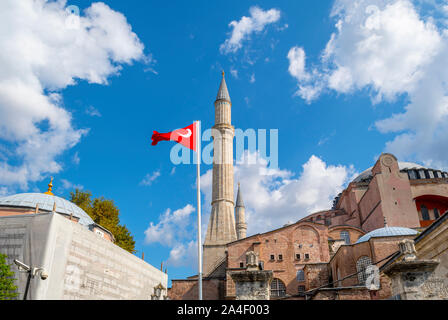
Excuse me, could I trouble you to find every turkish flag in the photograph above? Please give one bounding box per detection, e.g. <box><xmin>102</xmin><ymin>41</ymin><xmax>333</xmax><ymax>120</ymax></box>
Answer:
<box><xmin>151</xmin><ymin>122</ymin><xmax>198</xmax><ymax>151</ymax></box>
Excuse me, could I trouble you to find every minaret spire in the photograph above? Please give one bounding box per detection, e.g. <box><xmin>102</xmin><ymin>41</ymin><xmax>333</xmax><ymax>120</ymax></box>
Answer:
<box><xmin>236</xmin><ymin>182</ymin><xmax>244</xmax><ymax>207</ymax></box>
<box><xmin>216</xmin><ymin>71</ymin><xmax>231</xmax><ymax>104</ymax></box>
<box><xmin>203</xmin><ymin>71</ymin><xmax>237</xmax><ymax>276</ymax></box>
<box><xmin>235</xmin><ymin>183</ymin><xmax>247</xmax><ymax>240</ymax></box>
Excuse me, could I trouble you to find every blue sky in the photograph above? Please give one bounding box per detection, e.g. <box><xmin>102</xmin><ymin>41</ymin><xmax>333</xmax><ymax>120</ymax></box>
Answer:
<box><xmin>1</xmin><ymin>0</ymin><xmax>448</xmax><ymax>282</ymax></box>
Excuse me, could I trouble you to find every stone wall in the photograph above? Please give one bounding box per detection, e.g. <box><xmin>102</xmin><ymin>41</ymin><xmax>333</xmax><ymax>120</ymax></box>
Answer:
<box><xmin>382</xmin><ymin>216</ymin><xmax>448</xmax><ymax>300</ymax></box>
<box><xmin>230</xmin><ymin>270</ymin><xmax>272</xmax><ymax>300</ymax></box>
<box><xmin>303</xmin><ymin>264</ymin><xmax>329</xmax><ymax>290</ymax></box>
<box><xmin>0</xmin><ymin>213</ymin><xmax>167</xmax><ymax>300</ymax></box>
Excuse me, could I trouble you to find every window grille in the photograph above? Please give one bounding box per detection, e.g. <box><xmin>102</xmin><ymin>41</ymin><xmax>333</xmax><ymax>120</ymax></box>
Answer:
<box><xmin>340</xmin><ymin>231</ymin><xmax>351</xmax><ymax>245</ymax></box>
<box><xmin>356</xmin><ymin>256</ymin><xmax>373</xmax><ymax>285</ymax></box>
<box><xmin>296</xmin><ymin>270</ymin><xmax>305</xmax><ymax>281</ymax></box>
<box><xmin>270</xmin><ymin>278</ymin><xmax>286</xmax><ymax>297</ymax></box>
<box><xmin>421</xmin><ymin>205</ymin><xmax>430</xmax><ymax>220</ymax></box>
<box><xmin>434</xmin><ymin>208</ymin><xmax>440</xmax><ymax>220</ymax></box>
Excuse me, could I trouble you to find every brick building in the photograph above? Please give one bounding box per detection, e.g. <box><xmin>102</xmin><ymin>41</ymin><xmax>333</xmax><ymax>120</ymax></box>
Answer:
<box><xmin>168</xmin><ymin>73</ymin><xmax>448</xmax><ymax>300</ymax></box>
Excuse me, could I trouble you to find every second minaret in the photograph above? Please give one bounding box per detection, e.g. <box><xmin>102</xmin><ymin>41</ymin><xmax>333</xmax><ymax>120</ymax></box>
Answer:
<box><xmin>203</xmin><ymin>72</ymin><xmax>237</xmax><ymax>276</ymax></box>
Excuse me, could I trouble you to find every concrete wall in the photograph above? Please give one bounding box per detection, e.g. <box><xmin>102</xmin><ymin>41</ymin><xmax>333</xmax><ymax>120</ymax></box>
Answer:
<box><xmin>0</xmin><ymin>213</ymin><xmax>50</xmax><ymax>300</ymax></box>
<box><xmin>0</xmin><ymin>213</ymin><xmax>167</xmax><ymax>300</ymax></box>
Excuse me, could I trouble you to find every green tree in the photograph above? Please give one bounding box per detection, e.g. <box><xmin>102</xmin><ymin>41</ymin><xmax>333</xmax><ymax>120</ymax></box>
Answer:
<box><xmin>70</xmin><ymin>190</ymin><xmax>136</xmax><ymax>254</ymax></box>
<box><xmin>70</xmin><ymin>189</ymin><xmax>93</xmax><ymax>215</ymax></box>
<box><xmin>0</xmin><ymin>253</ymin><xmax>18</xmax><ymax>300</ymax></box>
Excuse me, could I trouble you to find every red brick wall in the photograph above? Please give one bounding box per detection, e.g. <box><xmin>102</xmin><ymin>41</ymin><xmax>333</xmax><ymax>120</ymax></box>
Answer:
<box><xmin>169</xmin><ymin>279</ymin><xmax>225</xmax><ymax>300</ymax></box>
<box><xmin>226</xmin><ymin>222</ymin><xmax>330</xmax><ymax>297</ymax></box>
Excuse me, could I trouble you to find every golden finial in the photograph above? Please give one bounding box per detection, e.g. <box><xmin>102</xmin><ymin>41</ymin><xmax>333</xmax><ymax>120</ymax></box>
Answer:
<box><xmin>44</xmin><ymin>177</ymin><xmax>54</xmax><ymax>195</ymax></box>
<box><xmin>222</xmin><ymin>70</ymin><xmax>225</xmax><ymax>77</ymax></box>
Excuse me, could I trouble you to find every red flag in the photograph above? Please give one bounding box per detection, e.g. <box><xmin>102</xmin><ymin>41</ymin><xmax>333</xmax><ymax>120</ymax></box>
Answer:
<box><xmin>151</xmin><ymin>122</ymin><xmax>198</xmax><ymax>151</ymax></box>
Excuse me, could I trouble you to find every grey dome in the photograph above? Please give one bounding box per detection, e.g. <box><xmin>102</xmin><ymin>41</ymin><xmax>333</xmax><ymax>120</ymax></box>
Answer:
<box><xmin>353</xmin><ymin>162</ymin><xmax>426</xmax><ymax>183</ymax></box>
<box><xmin>0</xmin><ymin>193</ymin><xmax>94</xmax><ymax>226</ymax></box>
<box><xmin>355</xmin><ymin>227</ymin><xmax>418</xmax><ymax>244</ymax></box>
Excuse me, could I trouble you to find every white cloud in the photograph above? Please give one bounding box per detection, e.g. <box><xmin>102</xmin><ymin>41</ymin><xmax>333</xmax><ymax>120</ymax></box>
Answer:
<box><xmin>230</xmin><ymin>67</ymin><xmax>239</xmax><ymax>78</ymax></box>
<box><xmin>249</xmin><ymin>74</ymin><xmax>256</xmax><ymax>83</ymax></box>
<box><xmin>287</xmin><ymin>46</ymin><xmax>325</xmax><ymax>102</ymax></box>
<box><xmin>201</xmin><ymin>152</ymin><xmax>354</xmax><ymax>236</ymax></box>
<box><xmin>72</xmin><ymin>152</ymin><xmax>80</xmax><ymax>165</ymax></box>
<box><xmin>140</xmin><ymin>170</ymin><xmax>161</xmax><ymax>186</ymax></box>
<box><xmin>60</xmin><ymin>178</ymin><xmax>83</xmax><ymax>191</ymax></box>
<box><xmin>85</xmin><ymin>105</ymin><xmax>102</xmax><ymax>117</ymax></box>
<box><xmin>0</xmin><ymin>1</ymin><xmax>146</xmax><ymax>190</ymax></box>
<box><xmin>0</xmin><ymin>187</ymin><xmax>9</xmax><ymax>197</ymax></box>
<box><xmin>220</xmin><ymin>6</ymin><xmax>281</xmax><ymax>54</ymax></box>
<box><xmin>288</xmin><ymin>0</ymin><xmax>448</xmax><ymax>169</ymax></box>
<box><xmin>144</xmin><ymin>204</ymin><xmax>196</xmax><ymax>247</ymax></box>
<box><xmin>287</xmin><ymin>47</ymin><xmax>309</xmax><ymax>82</ymax></box>
<box><xmin>167</xmin><ymin>240</ymin><xmax>198</xmax><ymax>268</ymax></box>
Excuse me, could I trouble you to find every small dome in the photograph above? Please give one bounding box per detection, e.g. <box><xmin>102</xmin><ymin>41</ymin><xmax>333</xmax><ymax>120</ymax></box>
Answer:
<box><xmin>355</xmin><ymin>227</ymin><xmax>418</xmax><ymax>244</ymax></box>
<box><xmin>0</xmin><ymin>193</ymin><xmax>94</xmax><ymax>226</ymax></box>
<box><xmin>353</xmin><ymin>162</ymin><xmax>427</xmax><ymax>183</ymax></box>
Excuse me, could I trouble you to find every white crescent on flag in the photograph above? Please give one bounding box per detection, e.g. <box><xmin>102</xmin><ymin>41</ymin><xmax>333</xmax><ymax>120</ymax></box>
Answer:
<box><xmin>178</xmin><ymin>128</ymin><xmax>192</xmax><ymax>138</ymax></box>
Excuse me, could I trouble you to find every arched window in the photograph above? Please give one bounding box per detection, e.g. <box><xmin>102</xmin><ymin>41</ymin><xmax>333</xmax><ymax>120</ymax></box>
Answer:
<box><xmin>340</xmin><ymin>231</ymin><xmax>351</xmax><ymax>245</ymax></box>
<box><xmin>421</xmin><ymin>205</ymin><xmax>430</xmax><ymax>220</ymax></box>
<box><xmin>408</xmin><ymin>170</ymin><xmax>417</xmax><ymax>180</ymax></box>
<box><xmin>418</xmin><ymin>170</ymin><xmax>426</xmax><ymax>179</ymax></box>
<box><xmin>434</xmin><ymin>208</ymin><xmax>440</xmax><ymax>220</ymax></box>
<box><xmin>270</xmin><ymin>278</ymin><xmax>286</xmax><ymax>297</ymax></box>
<box><xmin>296</xmin><ymin>270</ymin><xmax>305</xmax><ymax>282</ymax></box>
<box><xmin>356</xmin><ymin>256</ymin><xmax>373</xmax><ymax>285</ymax></box>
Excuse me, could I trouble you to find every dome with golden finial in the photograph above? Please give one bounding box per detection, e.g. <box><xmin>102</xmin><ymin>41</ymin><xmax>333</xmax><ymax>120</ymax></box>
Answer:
<box><xmin>0</xmin><ymin>178</ymin><xmax>94</xmax><ymax>226</ymax></box>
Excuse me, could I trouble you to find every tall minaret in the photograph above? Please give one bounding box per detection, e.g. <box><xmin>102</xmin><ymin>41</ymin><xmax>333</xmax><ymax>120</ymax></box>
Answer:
<box><xmin>235</xmin><ymin>183</ymin><xmax>247</xmax><ymax>240</ymax></box>
<box><xmin>203</xmin><ymin>71</ymin><xmax>237</xmax><ymax>276</ymax></box>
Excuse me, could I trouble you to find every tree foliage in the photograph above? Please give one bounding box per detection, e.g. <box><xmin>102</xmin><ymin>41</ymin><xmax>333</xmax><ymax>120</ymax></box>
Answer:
<box><xmin>70</xmin><ymin>190</ymin><xmax>136</xmax><ymax>253</ymax></box>
<box><xmin>0</xmin><ymin>253</ymin><xmax>18</xmax><ymax>300</ymax></box>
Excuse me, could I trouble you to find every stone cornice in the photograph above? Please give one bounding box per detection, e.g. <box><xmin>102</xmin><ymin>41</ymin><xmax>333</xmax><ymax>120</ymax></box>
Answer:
<box><xmin>383</xmin><ymin>259</ymin><xmax>439</xmax><ymax>275</ymax></box>
<box><xmin>229</xmin><ymin>270</ymin><xmax>273</xmax><ymax>282</ymax></box>
<box><xmin>211</xmin><ymin>198</ymin><xmax>235</xmax><ymax>206</ymax></box>
<box><xmin>212</xmin><ymin>124</ymin><xmax>234</xmax><ymax>131</ymax></box>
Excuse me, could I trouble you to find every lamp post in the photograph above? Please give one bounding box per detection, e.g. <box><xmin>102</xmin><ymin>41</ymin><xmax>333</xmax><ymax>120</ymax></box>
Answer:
<box><xmin>151</xmin><ymin>283</ymin><xmax>166</xmax><ymax>300</ymax></box>
<box><xmin>13</xmin><ymin>259</ymin><xmax>48</xmax><ymax>300</ymax></box>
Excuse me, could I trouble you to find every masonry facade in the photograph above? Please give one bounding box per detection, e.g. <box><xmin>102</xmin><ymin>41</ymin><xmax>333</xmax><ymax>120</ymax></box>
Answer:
<box><xmin>168</xmin><ymin>73</ymin><xmax>448</xmax><ymax>300</ymax></box>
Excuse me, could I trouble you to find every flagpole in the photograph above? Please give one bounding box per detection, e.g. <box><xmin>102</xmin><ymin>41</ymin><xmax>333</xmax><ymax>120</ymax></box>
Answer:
<box><xmin>196</xmin><ymin>120</ymin><xmax>203</xmax><ymax>300</ymax></box>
